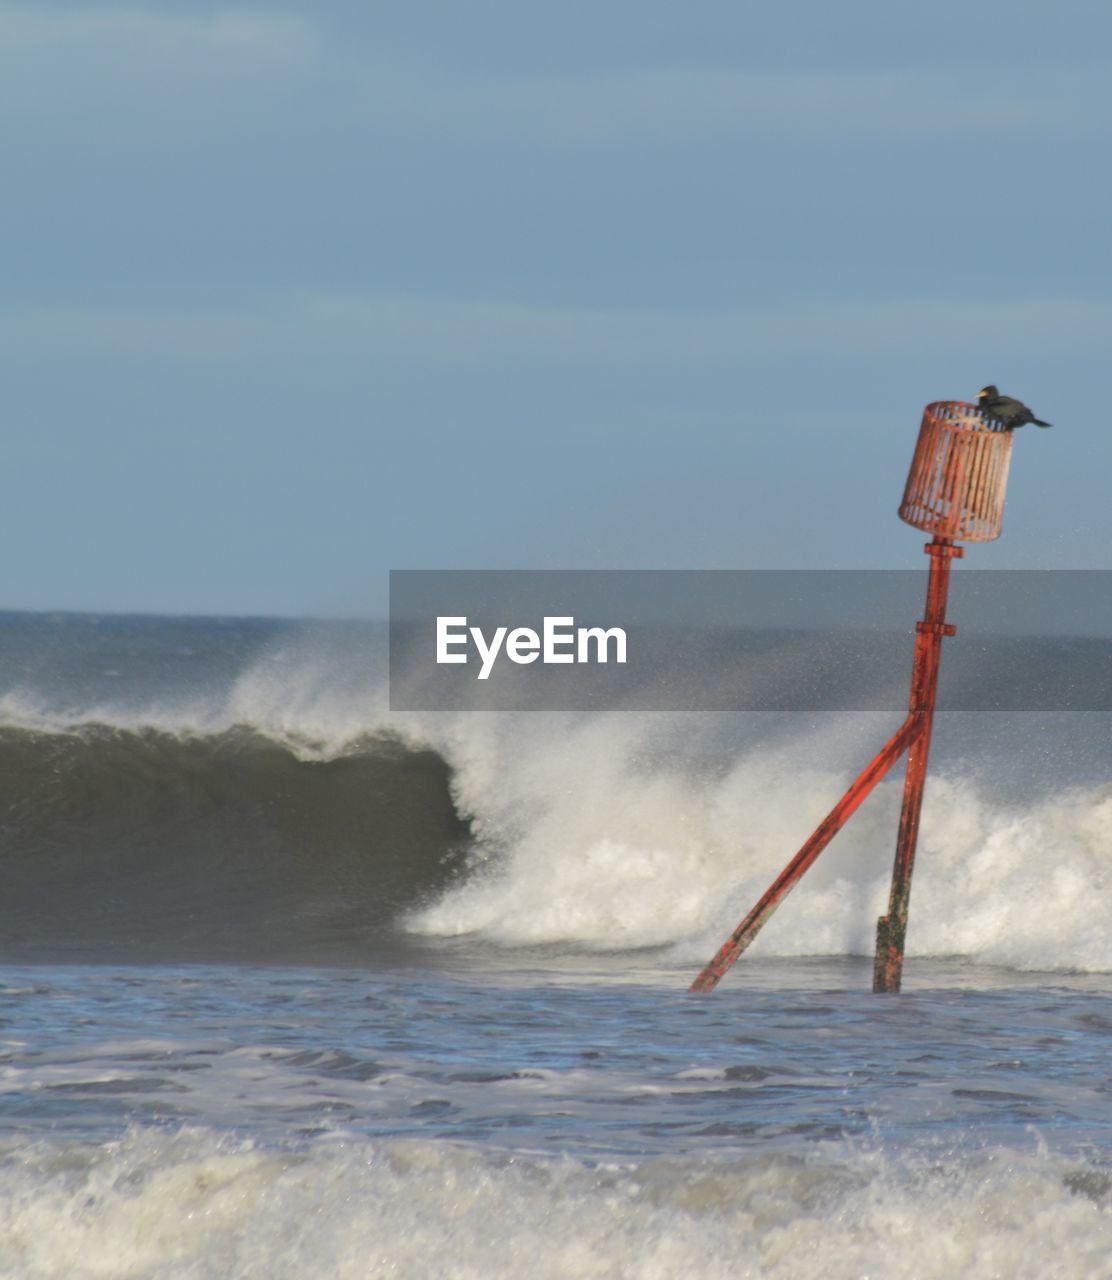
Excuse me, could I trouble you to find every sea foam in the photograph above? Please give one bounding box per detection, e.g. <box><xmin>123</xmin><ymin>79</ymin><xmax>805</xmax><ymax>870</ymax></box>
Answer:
<box><xmin>0</xmin><ymin>1128</ymin><xmax>1108</xmax><ymax>1280</ymax></box>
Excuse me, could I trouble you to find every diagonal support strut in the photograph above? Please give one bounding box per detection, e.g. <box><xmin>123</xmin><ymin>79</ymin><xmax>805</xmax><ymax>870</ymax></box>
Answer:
<box><xmin>689</xmin><ymin>713</ymin><xmax>922</xmax><ymax>993</ymax></box>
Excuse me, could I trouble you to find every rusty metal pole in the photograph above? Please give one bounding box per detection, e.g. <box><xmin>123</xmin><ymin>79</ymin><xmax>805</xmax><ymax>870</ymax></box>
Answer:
<box><xmin>872</xmin><ymin>537</ymin><xmax>960</xmax><ymax>992</ymax></box>
<box><xmin>688</xmin><ymin>402</ymin><xmax>1014</xmax><ymax>994</ymax></box>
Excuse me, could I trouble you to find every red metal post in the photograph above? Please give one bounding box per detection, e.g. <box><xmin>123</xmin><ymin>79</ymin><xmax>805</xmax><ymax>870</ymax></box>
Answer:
<box><xmin>686</xmin><ymin>403</ymin><xmax>1011</xmax><ymax>994</ymax></box>
<box><xmin>689</xmin><ymin>712</ymin><xmax>922</xmax><ymax>993</ymax></box>
<box><xmin>872</xmin><ymin>537</ymin><xmax>961</xmax><ymax>992</ymax></box>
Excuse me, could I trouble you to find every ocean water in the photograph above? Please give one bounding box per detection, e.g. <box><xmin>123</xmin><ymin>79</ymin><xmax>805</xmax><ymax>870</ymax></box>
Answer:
<box><xmin>0</xmin><ymin>613</ymin><xmax>1109</xmax><ymax>1278</ymax></box>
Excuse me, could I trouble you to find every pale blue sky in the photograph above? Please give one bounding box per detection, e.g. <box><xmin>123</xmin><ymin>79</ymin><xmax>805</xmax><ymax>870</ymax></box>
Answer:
<box><xmin>3</xmin><ymin>1</ymin><xmax>1109</xmax><ymax>615</ymax></box>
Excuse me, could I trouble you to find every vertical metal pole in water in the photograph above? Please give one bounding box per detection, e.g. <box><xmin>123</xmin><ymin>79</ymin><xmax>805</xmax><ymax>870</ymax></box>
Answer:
<box><xmin>873</xmin><ymin>537</ymin><xmax>961</xmax><ymax>993</ymax></box>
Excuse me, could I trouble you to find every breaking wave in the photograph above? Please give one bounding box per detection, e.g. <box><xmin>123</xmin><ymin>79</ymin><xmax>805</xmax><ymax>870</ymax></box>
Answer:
<box><xmin>1</xmin><ymin>614</ymin><xmax>1108</xmax><ymax>971</ymax></box>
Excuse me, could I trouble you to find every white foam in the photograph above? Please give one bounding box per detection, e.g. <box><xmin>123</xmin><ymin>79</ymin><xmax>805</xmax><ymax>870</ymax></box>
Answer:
<box><xmin>0</xmin><ymin>1128</ymin><xmax>1107</xmax><ymax>1280</ymax></box>
<box><xmin>401</xmin><ymin>706</ymin><xmax>1112</xmax><ymax>972</ymax></box>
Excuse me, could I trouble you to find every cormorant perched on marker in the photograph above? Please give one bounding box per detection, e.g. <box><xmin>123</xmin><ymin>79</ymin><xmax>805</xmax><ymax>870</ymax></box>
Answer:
<box><xmin>977</xmin><ymin>385</ymin><xmax>1052</xmax><ymax>429</ymax></box>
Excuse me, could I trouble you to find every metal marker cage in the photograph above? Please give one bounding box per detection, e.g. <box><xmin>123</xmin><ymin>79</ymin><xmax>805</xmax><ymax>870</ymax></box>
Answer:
<box><xmin>899</xmin><ymin>401</ymin><xmax>1013</xmax><ymax>543</ymax></box>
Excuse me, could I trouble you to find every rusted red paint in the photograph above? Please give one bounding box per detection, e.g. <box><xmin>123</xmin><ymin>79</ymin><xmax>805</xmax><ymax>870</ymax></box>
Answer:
<box><xmin>689</xmin><ymin>401</ymin><xmax>1013</xmax><ymax>995</ymax></box>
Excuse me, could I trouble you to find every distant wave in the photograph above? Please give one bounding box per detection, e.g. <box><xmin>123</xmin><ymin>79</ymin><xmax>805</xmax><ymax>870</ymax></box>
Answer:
<box><xmin>0</xmin><ymin>723</ymin><xmax>469</xmax><ymax>963</ymax></box>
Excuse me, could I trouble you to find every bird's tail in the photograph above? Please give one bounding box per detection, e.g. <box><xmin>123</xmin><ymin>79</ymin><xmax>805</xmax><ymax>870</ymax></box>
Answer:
<box><xmin>1033</xmin><ymin>418</ymin><xmax>1052</xmax><ymax>428</ymax></box>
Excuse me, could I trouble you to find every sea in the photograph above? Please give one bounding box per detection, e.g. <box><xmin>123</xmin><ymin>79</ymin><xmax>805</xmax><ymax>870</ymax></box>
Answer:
<box><xmin>0</xmin><ymin>611</ymin><xmax>1109</xmax><ymax>1279</ymax></box>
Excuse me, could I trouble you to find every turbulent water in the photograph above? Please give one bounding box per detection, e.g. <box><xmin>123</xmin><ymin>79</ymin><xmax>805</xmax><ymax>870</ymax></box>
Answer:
<box><xmin>0</xmin><ymin>612</ymin><xmax>1109</xmax><ymax>1278</ymax></box>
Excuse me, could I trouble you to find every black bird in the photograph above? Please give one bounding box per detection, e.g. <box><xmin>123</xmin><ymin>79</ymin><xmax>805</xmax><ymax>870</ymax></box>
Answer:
<box><xmin>977</xmin><ymin>385</ymin><xmax>1052</xmax><ymax>430</ymax></box>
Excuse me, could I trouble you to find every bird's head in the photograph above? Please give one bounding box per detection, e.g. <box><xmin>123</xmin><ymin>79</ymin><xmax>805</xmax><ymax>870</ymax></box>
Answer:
<box><xmin>978</xmin><ymin>385</ymin><xmax>998</xmax><ymax>402</ymax></box>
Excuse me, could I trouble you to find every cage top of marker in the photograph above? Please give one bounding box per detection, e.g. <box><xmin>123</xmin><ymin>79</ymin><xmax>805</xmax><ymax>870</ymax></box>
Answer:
<box><xmin>899</xmin><ymin>400</ymin><xmax>1014</xmax><ymax>543</ymax></box>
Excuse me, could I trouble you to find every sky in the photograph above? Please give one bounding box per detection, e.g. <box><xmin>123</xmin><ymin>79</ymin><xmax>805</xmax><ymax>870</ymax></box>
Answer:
<box><xmin>3</xmin><ymin>0</ymin><xmax>1110</xmax><ymax>616</ymax></box>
